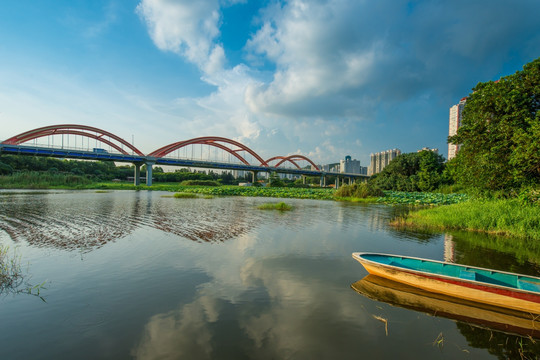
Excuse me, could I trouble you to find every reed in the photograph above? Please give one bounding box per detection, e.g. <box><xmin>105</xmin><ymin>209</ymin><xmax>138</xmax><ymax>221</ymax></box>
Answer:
<box><xmin>393</xmin><ymin>199</ymin><xmax>540</xmax><ymax>241</ymax></box>
<box><xmin>0</xmin><ymin>245</ymin><xmax>46</xmax><ymax>300</ymax></box>
<box><xmin>173</xmin><ymin>192</ymin><xmax>198</xmax><ymax>199</ymax></box>
<box><xmin>257</xmin><ymin>202</ymin><xmax>293</xmax><ymax>211</ymax></box>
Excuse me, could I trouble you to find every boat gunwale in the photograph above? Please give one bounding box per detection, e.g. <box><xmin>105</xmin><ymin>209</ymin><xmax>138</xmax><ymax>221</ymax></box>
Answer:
<box><xmin>352</xmin><ymin>252</ymin><xmax>540</xmax><ymax>297</ymax></box>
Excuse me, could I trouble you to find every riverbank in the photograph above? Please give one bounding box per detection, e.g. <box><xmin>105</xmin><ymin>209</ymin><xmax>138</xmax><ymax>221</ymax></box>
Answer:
<box><xmin>392</xmin><ymin>199</ymin><xmax>540</xmax><ymax>241</ymax></box>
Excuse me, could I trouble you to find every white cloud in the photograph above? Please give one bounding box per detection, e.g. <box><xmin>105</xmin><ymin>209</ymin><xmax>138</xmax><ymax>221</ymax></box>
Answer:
<box><xmin>136</xmin><ymin>0</ymin><xmax>225</xmax><ymax>75</ymax></box>
<box><xmin>245</xmin><ymin>0</ymin><xmax>378</xmax><ymax>118</ymax></box>
<box><xmin>135</xmin><ymin>0</ymin><xmax>540</xmax><ymax>163</ymax></box>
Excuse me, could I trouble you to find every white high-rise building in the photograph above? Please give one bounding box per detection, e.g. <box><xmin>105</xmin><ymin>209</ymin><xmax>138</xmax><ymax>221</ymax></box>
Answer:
<box><xmin>448</xmin><ymin>97</ymin><xmax>467</xmax><ymax>160</ymax></box>
<box><xmin>368</xmin><ymin>149</ymin><xmax>401</xmax><ymax>175</ymax></box>
<box><xmin>339</xmin><ymin>155</ymin><xmax>361</xmax><ymax>174</ymax></box>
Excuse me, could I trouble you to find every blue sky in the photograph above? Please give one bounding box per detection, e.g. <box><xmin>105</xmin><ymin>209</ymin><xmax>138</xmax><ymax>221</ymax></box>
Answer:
<box><xmin>1</xmin><ymin>0</ymin><xmax>539</xmax><ymax>166</ymax></box>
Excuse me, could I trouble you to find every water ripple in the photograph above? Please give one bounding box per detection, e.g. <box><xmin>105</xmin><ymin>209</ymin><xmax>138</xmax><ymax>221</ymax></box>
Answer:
<box><xmin>0</xmin><ymin>191</ymin><xmax>270</xmax><ymax>251</ymax></box>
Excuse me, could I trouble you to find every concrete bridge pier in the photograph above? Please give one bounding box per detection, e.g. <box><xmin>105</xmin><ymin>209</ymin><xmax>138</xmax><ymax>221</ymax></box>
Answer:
<box><xmin>133</xmin><ymin>163</ymin><xmax>142</xmax><ymax>186</ymax></box>
<box><xmin>145</xmin><ymin>158</ymin><xmax>156</xmax><ymax>186</ymax></box>
<box><xmin>251</xmin><ymin>171</ymin><xmax>258</xmax><ymax>184</ymax></box>
<box><xmin>320</xmin><ymin>175</ymin><xmax>326</xmax><ymax>187</ymax></box>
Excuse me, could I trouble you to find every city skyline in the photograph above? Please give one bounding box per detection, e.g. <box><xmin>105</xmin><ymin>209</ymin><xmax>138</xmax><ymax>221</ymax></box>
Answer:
<box><xmin>1</xmin><ymin>1</ymin><xmax>539</xmax><ymax>166</ymax></box>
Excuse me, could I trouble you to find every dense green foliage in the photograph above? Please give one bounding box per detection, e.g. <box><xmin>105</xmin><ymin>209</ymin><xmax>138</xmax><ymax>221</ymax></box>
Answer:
<box><xmin>0</xmin><ymin>171</ymin><xmax>91</xmax><ymax>188</ymax></box>
<box><xmin>0</xmin><ymin>154</ymin><xmax>131</xmax><ymax>180</ymax></box>
<box><xmin>369</xmin><ymin>151</ymin><xmax>447</xmax><ymax>192</ymax></box>
<box><xmin>153</xmin><ymin>171</ymin><xmax>213</xmax><ymax>183</ymax></box>
<box><xmin>268</xmin><ymin>172</ymin><xmax>285</xmax><ymax>187</ymax></box>
<box><xmin>449</xmin><ymin>57</ymin><xmax>540</xmax><ymax>191</ymax></box>
<box><xmin>0</xmin><ymin>155</ymin><xmax>247</xmax><ymax>185</ymax></box>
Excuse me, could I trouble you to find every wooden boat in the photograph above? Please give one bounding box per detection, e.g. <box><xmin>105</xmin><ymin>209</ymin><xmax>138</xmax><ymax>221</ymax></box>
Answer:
<box><xmin>352</xmin><ymin>252</ymin><xmax>540</xmax><ymax>315</ymax></box>
<box><xmin>352</xmin><ymin>275</ymin><xmax>540</xmax><ymax>339</ymax></box>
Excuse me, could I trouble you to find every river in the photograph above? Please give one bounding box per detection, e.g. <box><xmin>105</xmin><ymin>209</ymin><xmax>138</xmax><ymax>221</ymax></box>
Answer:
<box><xmin>0</xmin><ymin>190</ymin><xmax>538</xmax><ymax>359</ymax></box>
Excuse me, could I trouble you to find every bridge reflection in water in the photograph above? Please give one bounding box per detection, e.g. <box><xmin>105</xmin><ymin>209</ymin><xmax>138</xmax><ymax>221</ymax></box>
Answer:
<box><xmin>0</xmin><ymin>191</ymin><xmax>265</xmax><ymax>252</ymax></box>
<box><xmin>0</xmin><ymin>124</ymin><xmax>368</xmax><ymax>187</ymax></box>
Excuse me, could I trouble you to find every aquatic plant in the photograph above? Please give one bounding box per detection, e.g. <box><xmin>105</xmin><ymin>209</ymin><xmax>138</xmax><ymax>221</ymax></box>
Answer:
<box><xmin>173</xmin><ymin>192</ymin><xmax>198</xmax><ymax>199</ymax></box>
<box><xmin>179</xmin><ymin>180</ymin><xmax>221</xmax><ymax>186</ymax></box>
<box><xmin>257</xmin><ymin>202</ymin><xmax>293</xmax><ymax>211</ymax></box>
<box><xmin>0</xmin><ymin>245</ymin><xmax>46</xmax><ymax>300</ymax></box>
<box><xmin>334</xmin><ymin>183</ymin><xmax>384</xmax><ymax>198</ymax></box>
<box><xmin>378</xmin><ymin>191</ymin><xmax>468</xmax><ymax>206</ymax></box>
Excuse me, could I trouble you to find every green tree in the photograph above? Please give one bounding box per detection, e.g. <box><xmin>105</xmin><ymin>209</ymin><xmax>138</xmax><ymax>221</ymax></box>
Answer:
<box><xmin>370</xmin><ymin>151</ymin><xmax>445</xmax><ymax>191</ymax></box>
<box><xmin>268</xmin><ymin>172</ymin><xmax>285</xmax><ymax>187</ymax></box>
<box><xmin>449</xmin><ymin>57</ymin><xmax>540</xmax><ymax>191</ymax></box>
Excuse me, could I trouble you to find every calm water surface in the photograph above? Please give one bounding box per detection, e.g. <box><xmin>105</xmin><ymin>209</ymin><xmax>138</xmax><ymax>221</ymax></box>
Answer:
<box><xmin>0</xmin><ymin>190</ymin><xmax>539</xmax><ymax>359</ymax></box>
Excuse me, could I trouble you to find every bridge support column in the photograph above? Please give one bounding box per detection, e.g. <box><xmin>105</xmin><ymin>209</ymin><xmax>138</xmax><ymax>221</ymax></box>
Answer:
<box><xmin>302</xmin><ymin>175</ymin><xmax>306</xmax><ymax>185</ymax></box>
<box><xmin>251</xmin><ymin>171</ymin><xmax>258</xmax><ymax>184</ymax></box>
<box><xmin>335</xmin><ymin>176</ymin><xmax>339</xmax><ymax>189</ymax></box>
<box><xmin>320</xmin><ymin>175</ymin><xmax>325</xmax><ymax>187</ymax></box>
<box><xmin>145</xmin><ymin>159</ymin><xmax>156</xmax><ymax>186</ymax></box>
<box><xmin>134</xmin><ymin>163</ymin><xmax>141</xmax><ymax>186</ymax></box>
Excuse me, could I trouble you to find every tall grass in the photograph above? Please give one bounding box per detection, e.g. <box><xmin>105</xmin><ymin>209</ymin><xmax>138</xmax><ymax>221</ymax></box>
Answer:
<box><xmin>393</xmin><ymin>199</ymin><xmax>540</xmax><ymax>240</ymax></box>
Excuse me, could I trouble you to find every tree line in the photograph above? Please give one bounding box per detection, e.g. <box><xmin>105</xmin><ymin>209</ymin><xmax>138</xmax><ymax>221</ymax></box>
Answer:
<box><xmin>0</xmin><ymin>155</ymin><xmax>246</xmax><ymax>185</ymax></box>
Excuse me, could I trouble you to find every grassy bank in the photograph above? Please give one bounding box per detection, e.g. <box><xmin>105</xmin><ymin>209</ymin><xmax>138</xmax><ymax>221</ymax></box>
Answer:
<box><xmin>393</xmin><ymin>199</ymin><xmax>540</xmax><ymax>241</ymax></box>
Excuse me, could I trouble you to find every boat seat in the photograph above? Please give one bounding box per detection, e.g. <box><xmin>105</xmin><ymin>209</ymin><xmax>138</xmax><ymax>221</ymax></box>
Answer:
<box><xmin>389</xmin><ymin>261</ymin><xmax>412</xmax><ymax>270</ymax></box>
<box><xmin>517</xmin><ymin>279</ymin><xmax>540</xmax><ymax>292</ymax></box>
<box><xmin>459</xmin><ymin>270</ymin><xmax>476</xmax><ymax>281</ymax></box>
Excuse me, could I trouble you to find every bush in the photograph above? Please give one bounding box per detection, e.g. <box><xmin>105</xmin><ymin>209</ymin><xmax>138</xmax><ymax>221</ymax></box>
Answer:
<box><xmin>518</xmin><ymin>187</ymin><xmax>540</xmax><ymax>206</ymax></box>
<box><xmin>0</xmin><ymin>162</ymin><xmax>13</xmax><ymax>175</ymax></box>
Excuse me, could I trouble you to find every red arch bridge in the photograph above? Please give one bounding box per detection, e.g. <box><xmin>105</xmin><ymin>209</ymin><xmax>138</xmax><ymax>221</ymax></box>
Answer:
<box><xmin>0</xmin><ymin>124</ymin><xmax>368</xmax><ymax>186</ymax></box>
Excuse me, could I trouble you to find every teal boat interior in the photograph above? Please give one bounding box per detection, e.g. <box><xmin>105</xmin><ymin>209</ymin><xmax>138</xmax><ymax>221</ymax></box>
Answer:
<box><xmin>360</xmin><ymin>253</ymin><xmax>540</xmax><ymax>293</ymax></box>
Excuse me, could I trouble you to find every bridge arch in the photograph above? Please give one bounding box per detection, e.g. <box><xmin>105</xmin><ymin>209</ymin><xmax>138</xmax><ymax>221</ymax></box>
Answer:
<box><xmin>266</xmin><ymin>155</ymin><xmax>320</xmax><ymax>171</ymax></box>
<box><xmin>148</xmin><ymin>137</ymin><xmax>269</xmax><ymax>166</ymax></box>
<box><xmin>265</xmin><ymin>156</ymin><xmax>302</xmax><ymax>169</ymax></box>
<box><xmin>2</xmin><ymin>124</ymin><xmax>144</xmax><ymax>156</ymax></box>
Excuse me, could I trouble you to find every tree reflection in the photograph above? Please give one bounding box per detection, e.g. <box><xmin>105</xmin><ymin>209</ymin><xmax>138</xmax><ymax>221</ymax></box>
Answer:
<box><xmin>450</xmin><ymin>231</ymin><xmax>540</xmax><ymax>277</ymax></box>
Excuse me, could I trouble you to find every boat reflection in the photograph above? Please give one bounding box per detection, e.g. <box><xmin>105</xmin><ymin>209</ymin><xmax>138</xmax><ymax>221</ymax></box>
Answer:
<box><xmin>351</xmin><ymin>274</ymin><xmax>540</xmax><ymax>339</ymax></box>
